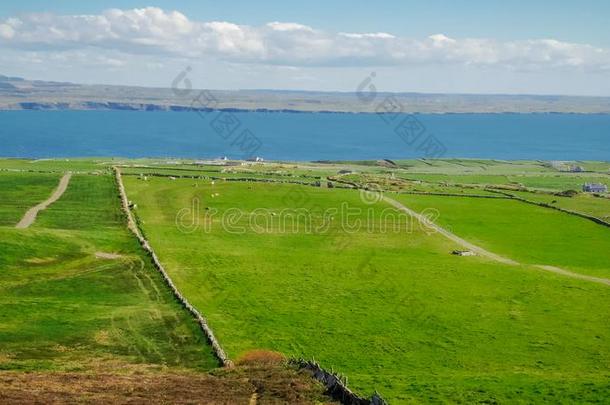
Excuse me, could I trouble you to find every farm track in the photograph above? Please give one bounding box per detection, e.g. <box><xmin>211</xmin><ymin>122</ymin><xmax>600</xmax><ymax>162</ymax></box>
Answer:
<box><xmin>15</xmin><ymin>172</ymin><xmax>72</xmax><ymax>229</ymax></box>
<box><xmin>383</xmin><ymin>195</ymin><xmax>610</xmax><ymax>287</ymax></box>
<box><xmin>382</xmin><ymin>195</ymin><xmax>519</xmax><ymax>265</ymax></box>
<box><xmin>535</xmin><ymin>265</ymin><xmax>610</xmax><ymax>286</ymax></box>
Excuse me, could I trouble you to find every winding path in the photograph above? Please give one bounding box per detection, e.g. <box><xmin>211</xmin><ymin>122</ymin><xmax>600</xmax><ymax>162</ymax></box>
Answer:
<box><xmin>383</xmin><ymin>194</ymin><xmax>610</xmax><ymax>287</ymax></box>
<box><xmin>383</xmin><ymin>195</ymin><xmax>518</xmax><ymax>265</ymax></box>
<box><xmin>15</xmin><ymin>173</ymin><xmax>72</xmax><ymax>229</ymax></box>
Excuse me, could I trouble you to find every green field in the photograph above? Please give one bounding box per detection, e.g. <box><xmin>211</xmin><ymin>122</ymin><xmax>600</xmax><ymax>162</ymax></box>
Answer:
<box><xmin>394</xmin><ymin>159</ymin><xmax>556</xmax><ymax>174</ymax></box>
<box><xmin>396</xmin><ymin>194</ymin><xmax>610</xmax><ymax>278</ymax></box>
<box><xmin>0</xmin><ymin>172</ymin><xmax>61</xmax><ymax>226</ymax></box>
<box><xmin>124</xmin><ymin>174</ymin><xmax>610</xmax><ymax>403</ymax></box>
<box><xmin>508</xmin><ymin>191</ymin><xmax>610</xmax><ymax>222</ymax></box>
<box><xmin>0</xmin><ymin>171</ymin><xmax>218</xmax><ymax>372</ymax></box>
<box><xmin>0</xmin><ymin>158</ymin><xmax>114</xmax><ymax>173</ymax></box>
<box><xmin>335</xmin><ymin>172</ymin><xmax>500</xmax><ymax>196</ymax></box>
<box><xmin>397</xmin><ymin>172</ymin><xmax>610</xmax><ymax>192</ymax></box>
<box><xmin>2</xmin><ymin>158</ymin><xmax>610</xmax><ymax>404</ymax></box>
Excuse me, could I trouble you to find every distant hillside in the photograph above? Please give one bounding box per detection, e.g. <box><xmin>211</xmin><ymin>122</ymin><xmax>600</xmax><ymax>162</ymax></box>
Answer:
<box><xmin>1</xmin><ymin>75</ymin><xmax>610</xmax><ymax>113</ymax></box>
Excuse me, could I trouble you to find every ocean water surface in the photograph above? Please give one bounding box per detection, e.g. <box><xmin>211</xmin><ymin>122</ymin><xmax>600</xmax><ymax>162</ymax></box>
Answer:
<box><xmin>0</xmin><ymin>111</ymin><xmax>609</xmax><ymax>161</ymax></box>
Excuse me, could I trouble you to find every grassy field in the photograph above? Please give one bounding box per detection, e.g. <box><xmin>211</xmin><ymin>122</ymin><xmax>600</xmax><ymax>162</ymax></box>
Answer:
<box><xmin>0</xmin><ymin>158</ymin><xmax>114</xmax><ymax>173</ymax></box>
<box><xmin>120</xmin><ymin>166</ymin><xmax>322</xmax><ymax>182</ymax></box>
<box><xmin>396</xmin><ymin>172</ymin><xmax>610</xmax><ymax>192</ymax></box>
<box><xmin>124</xmin><ymin>175</ymin><xmax>610</xmax><ymax>403</ymax></box>
<box><xmin>2</xmin><ymin>158</ymin><xmax>610</xmax><ymax>403</ymax></box>
<box><xmin>394</xmin><ymin>159</ymin><xmax>557</xmax><ymax>174</ymax></box>
<box><xmin>397</xmin><ymin>193</ymin><xmax>610</xmax><ymax>279</ymax></box>
<box><xmin>0</xmin><ymin>171</ymin><xmax>218</xmax><ymax>372</ymax></box>
<box><xmin>0</xmin><ymin>172</ymin><xmax>61</xmax><ymax>226</ymax></box>
<box><xmin>509</xmin><ymin>190</ymin><xmax>610</xmax><ymax>222</ymax></box>
<box><xmin>335</xmin><ymin>172</ymin><xmax>500</xmax><ymax>195</ymax></box>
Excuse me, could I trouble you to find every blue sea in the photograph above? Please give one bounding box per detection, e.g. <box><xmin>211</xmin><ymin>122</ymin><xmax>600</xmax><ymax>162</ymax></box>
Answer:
<box><xmin>1</xmin><ymin>111</ymin><xmax>609</xmax><ymax>161</ymax></box>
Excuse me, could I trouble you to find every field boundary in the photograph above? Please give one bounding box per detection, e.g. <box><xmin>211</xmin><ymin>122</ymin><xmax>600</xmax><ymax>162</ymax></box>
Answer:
<box><xmin>113</xmin><ymin>167</ymin><xmax>233</xmax><ymax>367</ymax></box>
<box><xmin>487</xmin><ymin>189</ymin><xmax>610</xmax><ymax>228</ymax></box>
<box><xmin>328</xmin><ymin>176</ymin><xmax>507</xmax><ymax>199</ymax></box>
<box><xmin>290</xmin><ymin>359</ymin><xmax>387</xmax><ymax>405</ymax></box>
<box><xmin>120</xmin><ymin>170</ymin><xmax>321</xmax><ymax>187</ymax></box>
<box><xmin>394</xmin><ymin>190</ymin><xmax>506</xmax><ymax>199</ymax></box>
<box><xmin>119</xmin><ymin>164</ymin><xmax>322</xmax><ymax>179</ymax></box>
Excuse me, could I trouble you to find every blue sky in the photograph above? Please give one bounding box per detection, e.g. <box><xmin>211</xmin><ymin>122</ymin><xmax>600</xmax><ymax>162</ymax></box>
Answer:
<box><xmin>0</xmin><ymin>1</ymin><xmax>609</xmax><ymax>95</ymax></box>
<box><xmin>1</xmin><ymin>0</ymin><xmax>608</xmax><ymax>45</ymax></box>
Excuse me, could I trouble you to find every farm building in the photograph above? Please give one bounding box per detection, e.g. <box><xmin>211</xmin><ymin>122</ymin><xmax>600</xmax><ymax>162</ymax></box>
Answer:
<box><xmin>582</xmin><ymin>183</ymin><xmax>608</xmax><ymax>193</ymax></box>
<box><xmin>246</xmin><ymin>156</ymin><xmax>264</xmax><ymax>162</ymax></box>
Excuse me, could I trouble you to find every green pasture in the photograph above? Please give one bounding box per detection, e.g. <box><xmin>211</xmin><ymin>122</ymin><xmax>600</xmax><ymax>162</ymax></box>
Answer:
<box><xmin>0</xmin><ymin>158</ymin><xmax>113</xmax><ymax>173</ymax></box>
<box><xmin>0</xmin><ymin>172</ymin><xmax>217</xmax><ymax>372</ymax></box>
<box><xmin>397</xmin><ymin>194</ymin><xmax>610</xmax><ymax>278</ymax></box>
<box><xmin>510</xmin><ymin>191</ymin><xmax>610</xmax><ymax>222</ymax></box>
<box><xmin>396</xmin><ymin>172</ymin><xmax>610</xmax><ymax>192</ymax></box>
<box><xmin>125</xmin><ymin>176</ymin><xmax>610</xmax><ymax>403</ymax></box>
<box><xmin>0</xmin><ymin>172</ymin><xmax>61</xmax><ymax>226</ymax></box>
<box><xmin>395</xmin><ymin>159</ymin><xmax>555</xmax><ymax>174</ymax></box>
<box><xmin>509</xmin><ymin>191</ymin><xmax>610</xmax><ymax>222</ymax></box>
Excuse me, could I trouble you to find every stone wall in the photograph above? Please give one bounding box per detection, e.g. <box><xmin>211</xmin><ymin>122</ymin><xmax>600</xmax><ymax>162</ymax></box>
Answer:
<box><xmin>487</xmin><ymin>189</ymin><xmax>610</xmax><ymax>228</ymax></box>
<box><xmin>113</xmin><ymin>167</ymin><xmax>233</xmax><ymax>367</ymax></box>
<box><xmin>290</xmin><ymin>359</ymin><xmax>387</xmax><ymax>405</ymax></box>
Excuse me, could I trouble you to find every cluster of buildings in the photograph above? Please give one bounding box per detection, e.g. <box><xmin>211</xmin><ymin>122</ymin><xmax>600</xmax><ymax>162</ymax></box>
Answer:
<box><xmin>191</xmin><ymin>156</ymin><xmax>265</xmax><ymax>166</ymax></box>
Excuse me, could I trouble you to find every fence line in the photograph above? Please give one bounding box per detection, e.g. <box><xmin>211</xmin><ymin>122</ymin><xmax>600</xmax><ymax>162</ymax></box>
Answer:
<box><xmin>113</xmin><ymin>166</ymin><xmax>233</xmax><ymax>367</ymax></box>
<box><xmin>122</xmin><ymin>171</ymin><xmax>321</xmax><ymax>187</ymax></box>
<box><xmin>393</xmin><ymin>190</ymin><xmax>507</xmax><ymax>199</ymax></box>
<box><xmin>328</xmin><ymin>176</ymin><xmax>507</xmax><ymax>199</ymax></box>
<box><xmin>487</xmin><ymin>189</ymin><xmax>610</xmax><ymax>228</ymax></box>
<box><xmin>121</xmin><ymin>165</ymin><xmax>322</xmax><ymax>179</ymax></box>
<box><xmin>290</xmin><ymin>359</ymin><xmax>387</xmax><ymax>405</ymax></box>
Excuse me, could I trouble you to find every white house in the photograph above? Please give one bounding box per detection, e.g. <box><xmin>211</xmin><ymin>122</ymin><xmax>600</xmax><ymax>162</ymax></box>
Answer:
<box><xmin>583</xmin><ymin>183</ymin><xmax>608</xmax><ymax>193</ymax></box>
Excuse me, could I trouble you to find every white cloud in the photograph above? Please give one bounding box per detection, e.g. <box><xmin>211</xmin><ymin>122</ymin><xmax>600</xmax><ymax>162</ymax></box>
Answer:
<box><xmin>339</xmin><ymin>32</ymin><xmax>395</xmax><ymax>39</ymax></box>
<box><xmin>0</xmin><ymin>24</ymin><xmax>14</xmax><ymax>39</ymax></box>
<box><xmin>0</xmin><ymin>7</ymin><xmax>609</xmax><ymax>72</ymax></box>
<box><xmin>267</xmin><ymin>22</ymin><xmax>314</xmax><ymax>32</ymax></box>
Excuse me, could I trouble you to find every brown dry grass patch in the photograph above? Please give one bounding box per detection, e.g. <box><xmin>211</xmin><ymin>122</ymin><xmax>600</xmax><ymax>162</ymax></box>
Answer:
<box><xmin>0</xmin><ymin>364</ymin><xmax>337</xmax><ymax>405</ymax></box>
<box><xmin>236</xmin><ymin>350</ymin><xmax>286</xmax><ymax>366</ymax></box>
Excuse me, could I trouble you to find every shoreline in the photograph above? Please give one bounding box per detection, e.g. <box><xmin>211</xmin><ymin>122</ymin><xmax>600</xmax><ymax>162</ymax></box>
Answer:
<box><xmin>2</xmin><ymin>105</ymin><xmax>610</xmax><ymax>114</ymax></box>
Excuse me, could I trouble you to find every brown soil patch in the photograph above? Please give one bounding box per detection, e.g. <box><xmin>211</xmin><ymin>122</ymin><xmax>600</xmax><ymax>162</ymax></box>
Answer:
<box><xmin>0</xmin><ymin>365</ymin><xmax>337</xmax><ymax>404</ymax></box>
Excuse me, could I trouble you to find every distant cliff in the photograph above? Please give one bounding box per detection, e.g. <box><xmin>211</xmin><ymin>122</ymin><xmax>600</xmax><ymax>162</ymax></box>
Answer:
<box><xmin>1</xmin><ymin>75</ymin><xmax>610</xmax><ymax>113</ymax></box>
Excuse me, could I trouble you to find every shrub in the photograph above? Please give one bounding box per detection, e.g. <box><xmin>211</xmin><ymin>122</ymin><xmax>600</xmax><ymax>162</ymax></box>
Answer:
<box><xmin>236</xmin><ymin>350</ymin><xmax>286</xmax><ymax>366</ymax></box>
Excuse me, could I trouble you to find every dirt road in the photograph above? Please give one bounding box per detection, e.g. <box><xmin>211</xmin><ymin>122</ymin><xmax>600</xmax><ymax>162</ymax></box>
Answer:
<box><xmin>535</xmin><ymin>265</ymin><xmax>610</xmax><ymax>286</ymax></box>
<box><xmin>383</xmin><ymin>195</ymin><xmax>610</xmax><ymax>286</ymax></box>
<box><xmin>15</xmin><ymin>173</ymin><xmax>72</xmax><ymax>229</ymax></box>
<box><xmin>383</xmin><ymin>195</ymin><xmax>519</xmax><ymax>265</ymax></box>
